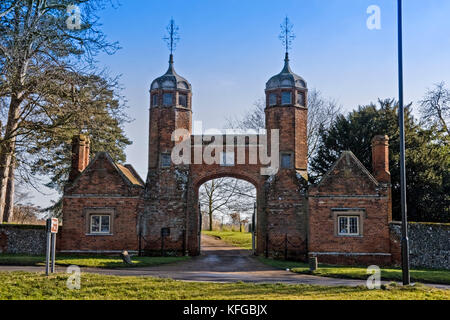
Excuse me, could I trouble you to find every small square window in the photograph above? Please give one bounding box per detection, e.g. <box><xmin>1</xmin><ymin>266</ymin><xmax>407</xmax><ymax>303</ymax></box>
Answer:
<box><xmin>281</xmin><ymin>153</ymin><xmax>292</xmax><ymax>169</ymax></box>
<box><xmin>161</xmin><ymin>153</ymin><xmax>171</xmax><ymax>168</ymax></box>
<box><xmin>90</xmin><ymin>215</ymin><xmax>110</xmax><ymax>234</ymax></box>
<box><xmin>179</xmin><ymin>94</ymin><xmax>187</xmax><ymax>107</ymax></box>
<box><xmin>269</xmin><ymin>93</ymin><xmax>277</xmax><ymax>106</ymax></box>
<box><xmin>152</xmin><ymin>94</ymin><xmax>158</xmax><ymax>106</ymax></box>
<box><xmin>338</xmin><ymin>216</ymin><xmax>360</xmax><ymax>236</ymax></box>
<box><xmin>163</xmin><ymin>93</ymin><xmax>173</xmax><ymax>106</ymax></box>
<box><xmin>220</xmin><ymin>152</ymin><xmax>235</xmax><ymax>167</ymax></box>
<box><xmin>281</xmin><ymin>92</ymin><xmax>292</xmax><ymax>105</ymax></box>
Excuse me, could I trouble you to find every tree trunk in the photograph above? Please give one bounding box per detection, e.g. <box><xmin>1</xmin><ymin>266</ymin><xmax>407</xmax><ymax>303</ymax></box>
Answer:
<box><xmin>3</xmin><ymin>158</ymin><xmax>15</xmax><ymax>223</ymax></box>
<box><xmin>0</xmin><ymin>98</ymin><xmax>21</xmax><ymax>221</ymax></box>
<box><xmin>209</xmin><ymin>196</ymin><xmax>213</xmax><ymax>231</ymax></box>
<box><xmin>209</xmin><ymin>208</ymin><xmax>213</xmax><ymax>231</ymax></box>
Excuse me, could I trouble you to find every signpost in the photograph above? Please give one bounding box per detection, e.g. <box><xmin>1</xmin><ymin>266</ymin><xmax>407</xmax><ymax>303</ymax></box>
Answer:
<box><xmin>46</xmin><ymin>218</ymin><xmax>59</xmax><ymax>276</ymax></box>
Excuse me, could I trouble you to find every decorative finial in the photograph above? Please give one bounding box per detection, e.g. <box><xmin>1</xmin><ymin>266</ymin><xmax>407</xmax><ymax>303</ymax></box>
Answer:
<box><xmin>163</xmin><ymin>18</ymin><xmax>180</xmax><ymax>57</ymax></box>
<box><xmin>278</xmin><ymin>16</ymin><xmax>296</xmax><ymax>58</ymax></box>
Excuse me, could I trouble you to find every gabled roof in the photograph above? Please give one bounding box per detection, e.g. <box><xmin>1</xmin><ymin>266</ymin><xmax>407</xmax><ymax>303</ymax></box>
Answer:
<box><xmin>116</xmin><ymin>164</ymin><xmax>145</xmax><ymax>187</ymax></box>
<box><xmin>68</xmin><ymin>152</ymin><xmax>144</xmax><ymax>190</ymax></box>
<box><xmin>314</xmin><ymin>151</ymin><xmax>379</xmax><ymax>189</ymax></box>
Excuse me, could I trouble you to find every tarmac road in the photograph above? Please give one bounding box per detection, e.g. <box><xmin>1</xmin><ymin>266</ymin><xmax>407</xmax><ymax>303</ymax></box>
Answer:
<box><xmin>1</xmin><ymin>235</ymin><xmax>449</xmax><ymax>290</ymax></box>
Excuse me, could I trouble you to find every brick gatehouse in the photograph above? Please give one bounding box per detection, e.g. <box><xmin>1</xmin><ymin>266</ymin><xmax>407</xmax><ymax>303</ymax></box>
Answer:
<box><xmin>59</xmin><ymin>51</ymin><xmax>397</xmax><ymax>266</ymax></box>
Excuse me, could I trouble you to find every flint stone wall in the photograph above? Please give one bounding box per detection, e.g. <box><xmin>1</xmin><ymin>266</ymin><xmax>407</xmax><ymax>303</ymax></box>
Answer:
<box><xmin>390</xmin><ymin>222</ymin><xmax>450</xmax><ymax>270</ymax></box>
<box><xmin>0</xmin><ymin>224</ymin><xmax>46</xmax><ymax>255</ymax></box>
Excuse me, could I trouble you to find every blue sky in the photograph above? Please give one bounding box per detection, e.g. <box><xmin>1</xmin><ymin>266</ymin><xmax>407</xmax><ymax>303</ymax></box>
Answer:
<box><xmin>31</xmin><ymin>0</ymin><xmax>450</xmax><ymax>208</ymax></box>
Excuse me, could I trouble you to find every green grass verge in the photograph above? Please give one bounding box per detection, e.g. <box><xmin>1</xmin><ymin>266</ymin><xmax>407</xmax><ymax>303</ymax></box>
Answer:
<box><xmin>202</xmin><ymin>231</ymin><xmax>252</xmax><ymax>249</ymax></box>
<box><xmin>257</xmin><ymin>257</ymin><xmax>450</xmax><ymax>285</ymax></box>
<box><xmin>0</xmin><ymin>272</ymin><xmax>448</xmax><ymax>300</ymax></box>
<box><xmin>0</xmin><ymin>254</ymin><xmax>190</xmax><ymax>269</ymax></box>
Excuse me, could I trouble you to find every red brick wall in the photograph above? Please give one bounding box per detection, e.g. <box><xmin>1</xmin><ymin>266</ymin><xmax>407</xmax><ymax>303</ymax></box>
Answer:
<box><xmin>308</xmin><ymin>152</ymin><xmax>393</xmax><ymax>266</ymax></box>
<box><xmin>59</xmin><ymin>197</ymin><xmax>140</xmax><ymax>252</ymax></box>
<box><xmin>60</xmin><ymin>153</ymin><xmax>143</xmax><ymax>253</ymax></box>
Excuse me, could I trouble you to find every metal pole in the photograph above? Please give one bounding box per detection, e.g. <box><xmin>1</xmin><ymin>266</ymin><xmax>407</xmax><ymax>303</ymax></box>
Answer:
<box><xmin>252</xmin><ymin>203</ymin><xmax>256</xmax><ymax>255</ymax></box>
<box><xmin>397</xmin><ymin>0</ymin><xmax>410</xmax><ymax>285</ymax></box>
<box><xmin>45</xmin><ymin>220</ymin><xmax>51</xmax><ymax>276</ymax></box>
<box><xmin>51</xmin><ymin>233</ymin><xmax>56</xmax><ymax>273</ymax></box>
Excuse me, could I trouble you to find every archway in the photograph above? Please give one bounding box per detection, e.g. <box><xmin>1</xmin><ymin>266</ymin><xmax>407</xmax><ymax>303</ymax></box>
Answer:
<box><xmin>187</xmin><ymin>169</ymin><xmax>265</xmax><ymax>256</ymax></box>
<box><xmin>197</xmin><ymin>176</ymin><xmax>257</xmax><ymax>255</ymax></box>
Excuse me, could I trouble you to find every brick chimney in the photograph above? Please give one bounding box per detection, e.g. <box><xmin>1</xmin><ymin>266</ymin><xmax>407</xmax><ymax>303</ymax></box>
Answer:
<box><xmin>372</xmin><ymin>135</ymin><xmax>390</xmax><ymax>183</ymax></box>
<box><xmin>69</xmin><ymin>135</ymin><xmax>90</xmax><ymax>182</ymax></box>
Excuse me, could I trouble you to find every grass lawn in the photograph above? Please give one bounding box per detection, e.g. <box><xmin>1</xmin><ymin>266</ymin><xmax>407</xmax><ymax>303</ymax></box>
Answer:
<box><xmin>257</xmin><ymin>258</ymin><xmax>450</xmax><ymax>285</ymax></box>
<box><xmin>0</xmin><ymin>272</ymin><xmax>448</xmax><ymax>300</ymax></box>
<box><xmin>202</xmin><ymin>231</ymin><xmax>252</xmax><ymax>249</ymax></box>
<box><xmin>0</xmin><ymin>254</ymin><xmax>190</xmax><ymax>269</ymax></box>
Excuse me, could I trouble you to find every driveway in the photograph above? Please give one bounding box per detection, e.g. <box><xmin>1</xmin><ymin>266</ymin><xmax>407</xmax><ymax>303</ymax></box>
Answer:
<box><xmin>1</xmin><ymin>235</ymin><xmax>449</xmax><ymax>289</ymax></box>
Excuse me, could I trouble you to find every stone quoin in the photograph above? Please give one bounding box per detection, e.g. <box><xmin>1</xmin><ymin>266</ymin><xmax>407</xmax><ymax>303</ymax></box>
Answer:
<box><xmin>59</xmin><ymin>26</ymin><xmax>398</xmax><ymax>266</ymax></box>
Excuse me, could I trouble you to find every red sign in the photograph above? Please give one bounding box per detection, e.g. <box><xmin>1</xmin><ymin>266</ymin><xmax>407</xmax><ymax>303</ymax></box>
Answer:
<box><xmin>50</xmin><ymin>218</ymin><xmax>59</xmax><ymax>234</ymax></box>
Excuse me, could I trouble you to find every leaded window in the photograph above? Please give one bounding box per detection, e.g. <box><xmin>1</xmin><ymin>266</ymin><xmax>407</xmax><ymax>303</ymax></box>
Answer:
<box><xmin>161</xmin><ymin>153</ymin><xmax>171</xmax><ymax>168</ymax></box>
<box><xmin>269</xmin><ymin>93</ymin><xmax>277</xmax><ymax>106</ymax></box>
<box><xmin>281</xmin><ymin>92</ymin><xmax>292</xmax><ymax>105</ymax></box>
<box><xmin>338</xmin><ymin>216</ymin><xmax>360</xmax><ymax>236</ymax></box>
<box><xmin>163</xmin><ymin>93</ymin><xmax>173</xmax><ymax>106</ymax></box>
<box><xmin>179</xmin><ymin>94</ymin><xmax>187</xmax><ymax>107</ymax></box>
<box><xmin>281</xmin><ymin>153</ymin><xmax>292</xmax><ymax>169</ymax></box>
<box><xmin>90</xmin><ymin>215</ymin><xmax>110</xmax><ymax>234</ymax></box>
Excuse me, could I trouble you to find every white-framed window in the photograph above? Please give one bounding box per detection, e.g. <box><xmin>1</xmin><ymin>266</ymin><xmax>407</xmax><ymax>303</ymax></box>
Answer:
<box><xmin>163</xmin><ymin>93</ymin><xmax>173</xmax><ymax>106</ymax></box>
<box><xmin>338</xmin><ymin>216</ymin><xmax>360</xmax><ymax>236</ymax></box>
<box><xmin>281</xmin><ymin>91</ymin><xmax>292</xmax><ymax>105</ymax></box>
<box><xmin>90</xmin><ymin>215</ymin><xmax>111</xmax><ymax>234</ymax></box>
<box><xmin>269</xmin><ymin>93</ymin><xmax>277</xmax><ymax>106</ymax></box>
<box><xmin>161</xmin><ymin>153</ymin><xmax>171</xmax><ymax>168</ymax></box>
<box><xmin>220</xmin><ymin>152</ymin><xmax>235</xmax><ymax>167</ymax></box>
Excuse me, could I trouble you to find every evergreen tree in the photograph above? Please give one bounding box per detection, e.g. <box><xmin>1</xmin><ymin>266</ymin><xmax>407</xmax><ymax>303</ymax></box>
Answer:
<box><xmin>311</xmin><ymin>99</ymin><xmax>449</xmax><ymax>222</ymax></box>
<box><xmin>23</xmin><ymin>72</ymin><xmax>131</xmax><ymax>217</ymax></box>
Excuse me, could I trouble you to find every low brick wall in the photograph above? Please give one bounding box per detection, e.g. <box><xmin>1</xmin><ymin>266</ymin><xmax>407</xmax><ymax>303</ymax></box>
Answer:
<box><xmin>390</xmin><ymin>222</ymin><xmax>450</xmax><ymax>270</ymax></box>
<box><xmin>0</xmin><ymin>224</ymin><xmax>47</xmax><ymax>255</ymax></box>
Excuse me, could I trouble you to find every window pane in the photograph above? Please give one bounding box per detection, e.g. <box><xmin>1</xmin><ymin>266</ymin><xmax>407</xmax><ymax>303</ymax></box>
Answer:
<box><xmin>220</xmin><ymin>152</ymin><xmax>235</xmax><ymax>166</ymax></box>
<box><xmin>163</xmin><ymin>93</ymin><xmax>173</xmax><ymax>106</ymax></box>
<box><xmin>91</xmin><ymin>216</ymin><xmax>100</xmax><ymax>233</ymax></box>
<box><xmin>269</xmin><ymin>93</ymin><xmax>277</xmax><ymax>106</ymax></box>
<box><xmin>101</xmin><ymin>216</ymin><xmax>110</xmax><ymax>233</ymax></box>
<box><xmin>349</xmin><ymin>217</ymin><xmax>358</xmax><ymax>234</ymax></box>
<box><xmin>179</xmin><ymin>94</ymin><xmax>187</xmax><ymax>107</ymax></box>
<box><xmin>281</xmin><ymin>154</ymin><xmax>292</xmax><ymax>169</ymax></box>
<box><xmin>161</xmin><ymin>154</ymin><xmax>171</xmax><ymax>167</ymax></box>
<box><xmin>152</xmin><ymin>94</ymin><xmax>158</xmax><ymax>106</ymax></box>
<box><xmin>339</xmin><ymin>217</ymin><xmax>348</xmax><ymax>234</ymax></box>
<box><xmin>297</xmin><ymin>91</ymin><xmax>305</xmax><ymax>106</ymax></box>
<box><xmin>281</xmin><ymin>92</ymin><xmax>292</xmax><ymax>105</ymax></box>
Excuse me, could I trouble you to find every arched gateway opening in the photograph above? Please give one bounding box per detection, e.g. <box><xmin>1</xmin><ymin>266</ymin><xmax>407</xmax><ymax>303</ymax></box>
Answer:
<box><xmin>196</xmin><ymin>176</ymin><xmax>258</xmax><ymax>255</ymax></box>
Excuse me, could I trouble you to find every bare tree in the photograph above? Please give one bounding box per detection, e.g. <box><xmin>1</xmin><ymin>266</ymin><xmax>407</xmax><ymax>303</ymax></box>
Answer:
<box><xmin>226</xmin><ymin>89</ymin><xmax>341</xmax><ymax>163</ymax></box>
<box><xmin>9</xmin><ymin>182</ymin><xmax>43</xmax><ymax>224</ymax></box>
<box><xmin>199</xmin><ymin>178</ymin><xmax>256</xmax><ymax>231</ymax></box>
<box><xmin>420</xmin><ymin>82</ymin><xmax>450</xmax><ymax>136</ymax></box>
<box><xmin>0</xmin><ymin>0</ymin><xmax>119</xmax><ymax>221</ymax></box>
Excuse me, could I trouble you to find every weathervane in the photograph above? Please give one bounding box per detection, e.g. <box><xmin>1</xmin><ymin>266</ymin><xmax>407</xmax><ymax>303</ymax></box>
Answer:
<box><xmin>163</xmin><ymin>18</ymin><xmax>180</xmax><ymax>56</ymax></box>
<box><xmin>279</xmin><ymin>16</ymin><xmax>296</xmax><ymax>55</ymax></box>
